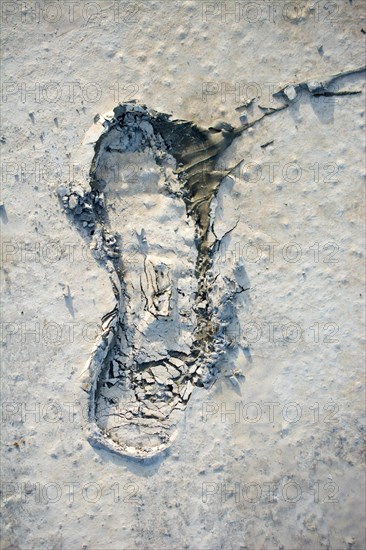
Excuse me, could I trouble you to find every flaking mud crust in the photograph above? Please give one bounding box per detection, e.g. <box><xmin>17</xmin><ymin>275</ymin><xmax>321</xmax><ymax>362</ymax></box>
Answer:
<box><xmin>59</xmin><ymin>68</ymin><xmax>364</xmax><ymax>459</ymax></box>
<box><xmin>60</xmin><ymin>103</ymin><xmax>249</xmax><ymax>459</ymax></box>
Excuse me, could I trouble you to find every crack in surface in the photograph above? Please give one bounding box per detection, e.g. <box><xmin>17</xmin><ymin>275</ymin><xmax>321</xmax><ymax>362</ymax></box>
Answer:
<box><xmin>59</xmin><ymin>66</ymin><xmax>364</xmax><ymax>459</ymax></box>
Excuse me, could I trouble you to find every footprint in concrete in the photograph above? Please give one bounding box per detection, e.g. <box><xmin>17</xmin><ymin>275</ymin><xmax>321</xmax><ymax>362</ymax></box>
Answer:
<box><xmin>59</xmin><ymin>103</ymin><xmax>248</xmax><ymax>460</ymax></box>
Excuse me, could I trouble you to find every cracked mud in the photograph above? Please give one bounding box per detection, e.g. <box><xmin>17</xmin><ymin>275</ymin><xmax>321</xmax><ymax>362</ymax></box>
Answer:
<box><xmin>60</xmin><ymin>103</ymin><xmax>252</xmax><ymax>459</ymax></box>
<box><xmin>59</xmin><ymin>66</ymin><xmax>364</xmax><ymax>460</ymax></box>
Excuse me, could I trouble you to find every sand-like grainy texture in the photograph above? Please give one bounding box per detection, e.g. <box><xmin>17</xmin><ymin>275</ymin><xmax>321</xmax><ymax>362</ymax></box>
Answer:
<box><xmin>1</xmin><ymin>1</ymin><xmax>365</xmax><ymax>549</ymax></box>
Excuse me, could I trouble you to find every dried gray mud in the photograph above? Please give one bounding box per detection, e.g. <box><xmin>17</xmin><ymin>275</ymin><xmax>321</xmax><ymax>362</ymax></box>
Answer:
<box><xmin>2</xmin><ymin>2</ymin><xmax>365</xmax><ymax>548</ymax></box>
<box><xmin>61</xmin><ymin>103</ymin><xmax>252</xmax><ymax>458</ymax></box>
<box><xmin>62</xmin><ymin>70</ymin><xmax>363</xmax><ymax>459</ymax></box>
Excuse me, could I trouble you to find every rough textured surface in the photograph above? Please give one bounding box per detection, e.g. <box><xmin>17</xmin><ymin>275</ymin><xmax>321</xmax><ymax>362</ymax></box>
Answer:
<box><xmin>1</xmin><ymin>1</ymin><xmax>365</xmax><ymax>548</ymax></box>
<box><xmin>62</xmin><ymin>103</ymin><xmax>293</xmax><ymax>459</ymax></box>
<box><xmin>62</xmin><ymin>103</ymin><xmax>245</xmax><ymax>458</ymax></box>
